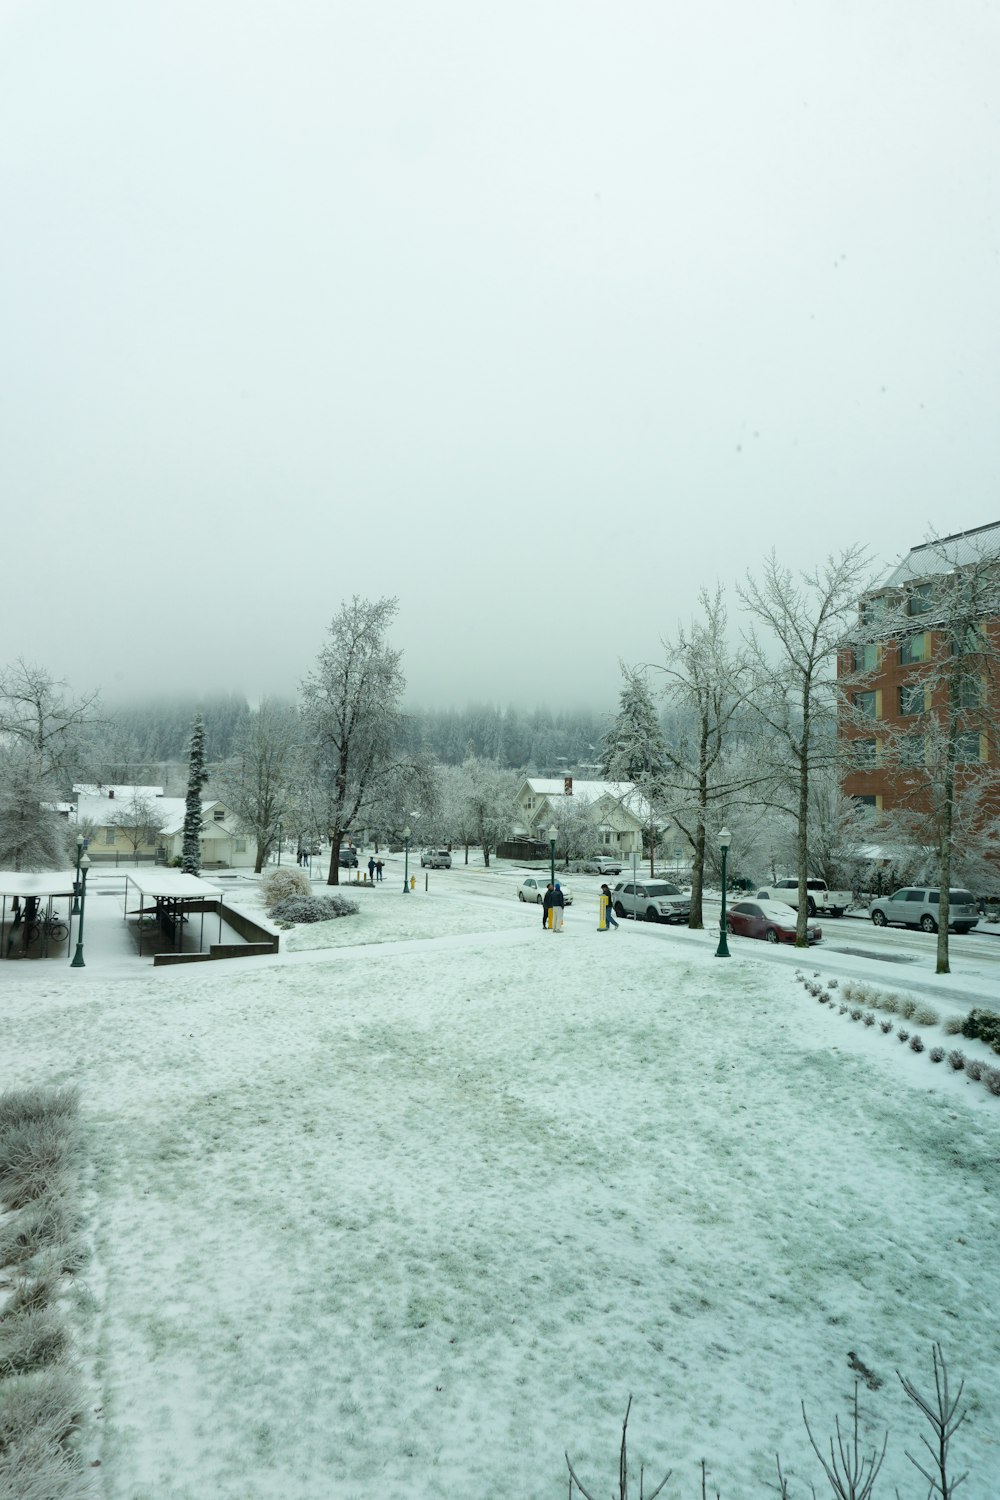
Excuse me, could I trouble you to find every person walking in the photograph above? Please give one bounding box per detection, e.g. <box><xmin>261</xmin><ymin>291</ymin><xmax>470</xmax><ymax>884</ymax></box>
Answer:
<box><xmin>552</xmin><ymin>881</ymin><xmax>565</xmax><ymax>932</ymax></box>
<box><xmin>541</xmin><ymin>881</ymin><xmax>555</xmax><ymax>930</ymax></box>
<box><xmin>600</xmin><ymin>883</ymin><xmax>619</xmax><ymax>930</ymax></box>
<box><xmin>375</xmin><ymin>859</ymin><xmax>384</xmax><ymax>883</ymax></box>
<box><xmin>367</xmin><ymin>856</ymin><xmax>376</xmax><ymax>883</ymax></box>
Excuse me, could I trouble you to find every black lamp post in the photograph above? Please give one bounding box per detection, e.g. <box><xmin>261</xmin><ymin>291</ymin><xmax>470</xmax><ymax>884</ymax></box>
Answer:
<box><xmin>72</xmin><ymin>834</ymin><xmax>84</xmax><ymax>915</ymax></box>
<box><xmin>402</xmin><ymin>825</ymin><xmax>411</xmax><ymax>893</ymax></box>
<box><xmin>70</xmin><ymin>853</ymin><xmax>91</xmax><ymax>968</ymax></box>
<box><xmin>548</xmin><ymin>824</ymin><xmax>557</xmax><ymax>886</ymax></box>
<box><xmin>714</xmin><ymin>827</ymin><xmax>732</xmax><ymax>958</ymax></box>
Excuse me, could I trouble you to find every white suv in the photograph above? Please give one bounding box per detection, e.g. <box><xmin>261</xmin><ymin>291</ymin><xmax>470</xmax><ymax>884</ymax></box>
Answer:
<box><xmin>420</xmin><ymin>849</ymin><xmax>452</xmax><ymax>869</ymax></box>
<box><xmin>610</xmin><ymin>880</ymin><xmax>690</xmax><ymax>924</ymax></box>
<box><xmin>869</xmin><ymin>887</ymin><xmax>979</xmax><ymax>934</ymax></box>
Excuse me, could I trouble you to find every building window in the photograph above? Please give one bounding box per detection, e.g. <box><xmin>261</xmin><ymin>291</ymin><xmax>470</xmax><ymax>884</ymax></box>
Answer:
<box><xmin>213</xmin><ymin>808</ymin><xmax>225</xmax><ymax>822</ymax></box>
<box><xmin>907</xmin><ymin>582</ymin><xmax>934</xmax><ymax>616</ymax></box>
<box><xmin>852</xmin><ymin>794</ymin><xmax>877</xmax><ymax>807</ymax></box>
<box><xmin>860</xmin><ymin>595</ymin><xmax>888</xmax><ymax>624</ymax></box>
<box><xmin>957</xmin><ymin>675</ymin><xmax>983</xmax><ymax>709</ymax></box>
<box><xmin>899</xmin><ymin>632</ymin><xmax>928</xmax><ymax>665</ymax></box>
<box><xmin>899</xmin><ymin>734</ymin><xmax>925</xmax><ymax>769</ymax></box>
<box><xmin>855</xmin><ymin>691</ymin><xmax>878</xmax><ymax>720</ymax></box>
<box><xmin>898</xmin><ymin>684</ymin><xmax>925</xmax><ymax>717</ymax></box>
<box><xmin>950</xmin><ymin>625</ymin><xmax>981</xmax><ymax>657</ymax></box>
<box><xmin>850</xmin><ymin>642</ymin><xmax>881</xmax><ymax>672</ymax></box>
<box><xmin>235</xmin><ymin>839</ymin><xmax>246</xmax><ymax>853</ymax></box>
<box><xmin>853</xmin><ymin>738</ymin><xmax>878</xmax><ymax>768</ymax></box>
<box><xmin>954</xmin><ymin>732</ymin><xmax>984</xmax><ymax>764</ymax></box>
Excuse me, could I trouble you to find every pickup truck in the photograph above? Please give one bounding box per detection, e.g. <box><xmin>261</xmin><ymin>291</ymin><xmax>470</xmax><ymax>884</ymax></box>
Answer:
<box><xmin>755</xmin><ymin>878</ymin><xmax>851</xmax><ymax>918</ymax></box>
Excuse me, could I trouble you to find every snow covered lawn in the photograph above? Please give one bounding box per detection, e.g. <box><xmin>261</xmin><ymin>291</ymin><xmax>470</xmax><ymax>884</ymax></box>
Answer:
<box><xmin>4</xmin><ymin>879</ymin><xmax>1000</xmax><ymax>1498</ymax></box>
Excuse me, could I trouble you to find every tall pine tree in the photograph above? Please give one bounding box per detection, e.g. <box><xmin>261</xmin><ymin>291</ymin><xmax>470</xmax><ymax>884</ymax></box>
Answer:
<box><xmin>182</xmin><ymin>713</ymin><xmax>208</xmax><ymax>875</ymax></box>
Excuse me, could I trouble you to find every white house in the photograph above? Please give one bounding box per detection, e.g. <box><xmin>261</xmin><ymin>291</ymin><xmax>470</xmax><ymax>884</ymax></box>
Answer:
<box><xmin>513</xmin><ymin>776</ymin><xmax>664</xmax><ymax>856</ymax></box>
<box><xmin>72</xmin><ymin>785</ymin><xmax>257</xmax><ymax>869</ymax></box>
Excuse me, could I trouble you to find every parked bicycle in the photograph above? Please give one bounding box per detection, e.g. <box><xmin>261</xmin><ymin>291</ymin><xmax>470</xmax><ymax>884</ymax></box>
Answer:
<box><xmin>25</xmin><ymin>912</ymin><xmax>70</xmax><ymax>946</ymax></box>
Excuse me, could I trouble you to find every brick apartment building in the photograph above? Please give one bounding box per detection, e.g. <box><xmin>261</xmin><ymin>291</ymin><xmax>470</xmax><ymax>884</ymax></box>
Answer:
<box><xmin>839</xmin><ymin>521</ymin><xmax>1000</xmax><ymax>820</ymax></box>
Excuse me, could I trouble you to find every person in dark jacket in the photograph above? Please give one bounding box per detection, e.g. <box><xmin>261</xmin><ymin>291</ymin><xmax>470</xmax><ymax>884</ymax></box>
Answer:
<box><xmin>541</xmin><ymin>881</ymin><xmax>555</xmax><ymax>930</ymax></box>
<box><xmin>600</xmin><ymin>883</ymin><xmax>619</xmax><ymax>930</ymax></box>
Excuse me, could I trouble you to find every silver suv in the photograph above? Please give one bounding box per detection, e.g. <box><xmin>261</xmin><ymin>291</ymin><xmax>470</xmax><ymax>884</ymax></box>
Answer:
<box><xmin>869</xmin><ymin>887</ymin><xmax>979</xmax><ymax>934</ymax></box>
<box><xmin>420</xmin><ymin>848</ymin><xmax>452</xmax><ymax>869</ymax></box>
<box><xmin>611</xmin><ymin>880</ymin><xmax>691</xmax><ymax>924</ymax></box>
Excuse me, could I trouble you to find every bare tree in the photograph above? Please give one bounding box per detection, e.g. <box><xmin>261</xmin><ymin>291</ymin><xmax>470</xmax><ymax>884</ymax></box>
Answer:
<box><xmin>220</xmin><ymin>699</ymin><xmax>301</xmax><ymax>873</ymax></box>
<box><xmin>654</xmin><ymin>588</ymin><xmax>757</xmax><ymax>928</ymax></box>
<box><xmin>740</xmin><ymin>547</ymin><xmax>872</xmax><ymax>946</ymax></box>
<box><xmin>111</xmin><ymin>792</ymin><xmax>165</xmax><ymax>861</ymax></box>
<box><xmin>461</xmin><ymin>756</ymin><xmax>518</xmax><ymax>867</ymax></box>
<box><xmin>300</xmin><ymin>597</ymin><xmax>432</xmax><ymax>885</ymax></box>
<box><xmin>0</xmin><ymin>743</ymin><xmax>67</xmax><ymax>872</ymax></box>
<box><xmin>0</xmin><ymin>659</ymin><xmax>101</xmax><ymax>782</ymax></box>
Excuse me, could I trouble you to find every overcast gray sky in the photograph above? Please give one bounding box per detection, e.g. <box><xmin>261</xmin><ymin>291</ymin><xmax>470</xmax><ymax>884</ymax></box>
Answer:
<box><xmin>3</xmin><ymin>1</ymin><xmax>999</xmax><ymax>711</ymax></box>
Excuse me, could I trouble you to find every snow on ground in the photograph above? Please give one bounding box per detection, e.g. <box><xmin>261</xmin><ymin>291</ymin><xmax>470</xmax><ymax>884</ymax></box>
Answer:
<box><xmin>3</xmin><ymin>862</ymin><xmax>1000</xmax><ymax>1499</ymax></box>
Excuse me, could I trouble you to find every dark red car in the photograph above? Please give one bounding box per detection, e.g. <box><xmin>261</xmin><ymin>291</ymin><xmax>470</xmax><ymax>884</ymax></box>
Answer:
<box><xmin>726</xmin><ymin>899</ymin><xmax>822</xmax><ymax>945</ymax></box>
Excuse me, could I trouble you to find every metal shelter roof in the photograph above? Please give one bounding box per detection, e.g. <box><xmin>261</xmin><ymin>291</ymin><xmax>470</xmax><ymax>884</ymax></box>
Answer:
<box><xmin>121</xmin><ymin>870</ymin><xmax>224</xmax><ymax>901</ymax></box>
<box><xmin>0</xmin><ymin>871</ymin><xmax>76</xmax><ymax>898</ymax></box>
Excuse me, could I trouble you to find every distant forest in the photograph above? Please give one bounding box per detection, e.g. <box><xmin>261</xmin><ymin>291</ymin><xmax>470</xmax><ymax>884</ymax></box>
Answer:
<box><xmin>102</xmin><ymin>695</ymin><xmax>614</xmax><ymax>775</ymax></box>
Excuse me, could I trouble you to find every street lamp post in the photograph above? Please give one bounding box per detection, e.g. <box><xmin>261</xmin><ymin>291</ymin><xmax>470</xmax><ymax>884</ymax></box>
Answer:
<box><xmin>714</xmin><ymin>827</ymin><xmax>732</xmax><ymax>958</ymax></box>
<box><xmin>70</xmin><ymin>853</ymin><xmax>91</xmax><ymax>968</ymax></box>
<box><xmin>402</xmin><ymin>826</ymin><xmax>411</xmax><ymax>893</ymax></box>
<box><xmin>548</xmin><ymin>824</ymin><xmax>557</xmax><ymax>886</ymax></box>
<box><xmin>72</xmin><ymin>834</ymin><xmax>84</xmax><ymax>915</ymax></box>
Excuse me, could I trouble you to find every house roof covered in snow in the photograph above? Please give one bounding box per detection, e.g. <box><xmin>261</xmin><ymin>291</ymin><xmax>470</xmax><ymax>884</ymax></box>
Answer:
<box><xmin>72</xmin><ymin>784</ymin><xmax>165</xmax><ymax>799</ymax></box>
<box><xmin>518</xmin><ymin>778</ymin><xmax>655</xmax><ymax>824</ymax></box>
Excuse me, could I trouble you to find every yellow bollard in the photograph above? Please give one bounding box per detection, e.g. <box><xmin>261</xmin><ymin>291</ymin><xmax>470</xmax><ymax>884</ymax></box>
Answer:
<box><xmin>410</xmin><ymin>875</ymin><xmax>416</xmax><ymax>891</ymax></box>
<box><xmin>598</xmin><ymin>894</ymin><xmax>607</xmax><ymax>931</ymax></box>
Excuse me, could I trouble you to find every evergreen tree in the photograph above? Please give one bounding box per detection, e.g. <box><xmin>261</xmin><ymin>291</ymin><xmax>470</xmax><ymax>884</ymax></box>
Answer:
<box><xmin>182</xmin><ymin>713</ymin><xmax>208</xmax><ymax>874</ymax></box>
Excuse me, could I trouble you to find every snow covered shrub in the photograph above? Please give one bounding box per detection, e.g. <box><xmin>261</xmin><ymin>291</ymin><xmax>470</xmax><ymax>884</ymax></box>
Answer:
<box><xmin>0</xmin><ymin>1367</ymin><xmax>87</xmax><ymax>1495</ymax></box>
<box><xmin>0</xmin><ymin>1120</ymin><xmax>76</xmax><ymax>1212</ymax></box>
<box><xmin>948</xmin><ymin>1050</ymin><xmax>966</xmax><ymax>1071</ymax></box>
<box><xmin>840</xmin><ymin>982</ymin><xmax>855</xmax><ymax>1001</ymax></box>
<box><xmin>910</xmin><ymin>1034</ymin><xmax>925</xmax><ymax>1053</ymax></box>
<box><xmin>897</xmin><ymin>1029</ymin><xmax>910</xmax><ymax>1044</ymax></box>
<box><xmin>0</xmin><ymin>1308</ymin><xmax>69</xmax><ymax>1378</ymax></box>
<box><xmin>898</xmin><ymin>998</ymin><xmax>917</xmax><ymax>1020</ymax></box>
<box><xmin>863</xmin><ymin>1012</ymin><xmax>876</xmax><ymax>1026</ymax></box>
<box><xmin>267</xmin><ymin>894</ymin><xmax>359</xmax><ymax>925</ymax></box>
<box><xmin>944</xmin><ymin>1016</ymin><xmax>965</xmax><ymax>1035</ymax></box>
<box><xmin>838</xmin><ymin>1004</ymin><xmax>848</xmax><ymax>1015</ymax></box>
<box><xmin>915</xmin><ymin>1005</ymin><xmax>939</xmax><ymax>1028</ymax></box>
<box><xmin>881</xmin><ymin>993</ymin><xmax>899</xmax><ymax>1014</ymax></box>
<box><xmin>960</xmin><ymin>1009</ymin><xmax>1000</xmax><ymax>1054</ymax></box>
<box><xmin>880</xmin><ymin>1020</ymin><xmax>893</xmax><ymax>1034</ymax></box>
<box><xmin>828</xmin><ymin>978</ymin><xmax>839</xmax><ymax>990</ymax></box>
<box><xmin>849</xmin><ymin>1007</ymin><xmax>862</xmax><ymax>1022</ymax></box>
<box><xmin>260</xmin><ymin>867</ymin><xmax>311</xmax><ymax>907</ymax></box>
<box><xmin>0</xmin><ymin>1087</ymin><xmax>79</xmax><ymax>1134</ymax></box>
<box><xmin>966</xmin><ymin>1058</ymin><xmax>984</xmax><ymax>1081</ymax></box>
<box><xmin>930</xmin><ymin>1047</ymin><xmax>945</xmax><ymax>1064</ymax></box>
<box><xmin>983</xmin><ymin>1068</ymin><xmax>1000</xmax><ymax>1097</ymax></box>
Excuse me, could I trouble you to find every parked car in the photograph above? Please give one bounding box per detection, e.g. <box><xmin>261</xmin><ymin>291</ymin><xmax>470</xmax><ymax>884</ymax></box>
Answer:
<box><xmin>610</xmin><ymin>880</ymin><xmax>690</xmax><ymax>924</ymax></box>
<box><xmin>581</xmin><ymin>855</ymin><xmax>623</xmax><ymax>875</ymax></box>
<box><xmin>755</xmin><ymin>878</ymin><xmax>850</xmax><ymax>917</ymax></box>
<box><xmin>338</xmin><ymin>847</ymin><xmax>359</xmax><ymax>868</ymax></box>
<box><xmin>420</xmin><ymin>848</ymin><xmax>452</xmax><ymax>868</ymax></box>
<box><xmin>518</xmin><ymin>875</ymin><xmax>573</xmax><ymax>906</ymax></box>
<box><xmin>727</xmin><ymin>899</ymin><xmax>823</xmax><ymax>945</ymax></box>
<box><xmin>869</xmin><ymin>888</ymin><xmax>979</xmax><ymax>934</ymax></box>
